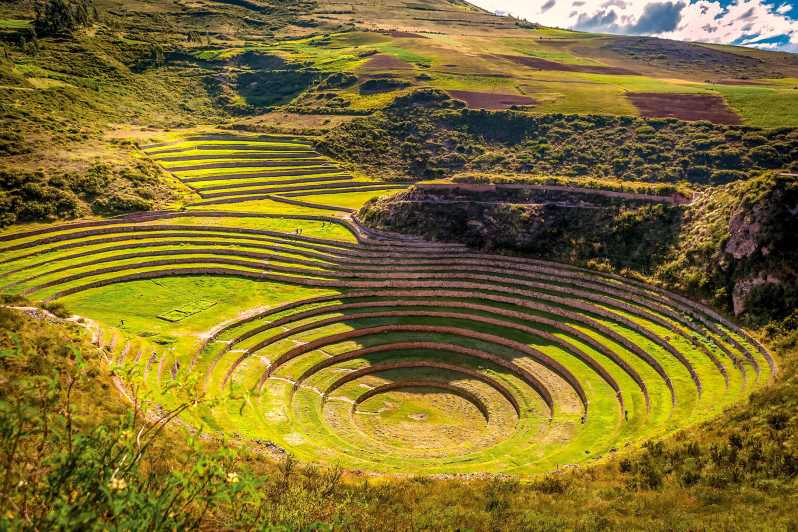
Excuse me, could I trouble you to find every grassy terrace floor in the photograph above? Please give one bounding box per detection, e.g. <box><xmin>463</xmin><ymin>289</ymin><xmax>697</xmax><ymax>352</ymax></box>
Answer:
<box><xmin>0</xmin><ymin>133</ymin><xmax>775</xmax><ymax>475</ymax></box>
<box><xmin>142</xmin><ymin>136</ymin><xmax>407</xmax><ymax>210</ymax></box>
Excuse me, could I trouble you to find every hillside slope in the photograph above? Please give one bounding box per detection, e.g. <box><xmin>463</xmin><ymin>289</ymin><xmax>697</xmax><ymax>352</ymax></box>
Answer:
<box><xmin>1</xmin><ymin>0</ymin><xmax>796</xmax><ymax>228</ymax></box>
<box><xmin>1</xmin><ymin>0</ymin><xmax>798</xmax><ymax>529</ymax></box>
<box><xmin>319</xmin><ymin>89</ymin><xmax>798</xmax><ymax>182</ymax></box>
<box><xmin>360</xmin><ymin>171</ymin><xmax>798</xmax><ymax>323</ymax></box>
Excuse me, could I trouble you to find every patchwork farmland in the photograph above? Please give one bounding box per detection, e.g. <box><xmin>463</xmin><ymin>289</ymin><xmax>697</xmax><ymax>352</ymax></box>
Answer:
<box><xmin>0</xmin><ymin>134</ymin><xmax>774</xmax><ymax>475</ymax></box>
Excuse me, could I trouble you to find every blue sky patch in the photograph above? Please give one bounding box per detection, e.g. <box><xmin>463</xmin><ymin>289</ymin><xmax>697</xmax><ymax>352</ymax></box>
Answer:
<box><xmin>473</xmin><ymin>0</ymin><xmax>798</xmax><ymax>52</ymax></box>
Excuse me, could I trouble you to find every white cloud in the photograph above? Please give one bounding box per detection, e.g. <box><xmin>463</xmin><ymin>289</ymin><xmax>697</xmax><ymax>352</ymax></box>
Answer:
<box><xmin>474</xmin><ymin>0</ymin><xmax>798</xmax><ymax>51</ymax></box>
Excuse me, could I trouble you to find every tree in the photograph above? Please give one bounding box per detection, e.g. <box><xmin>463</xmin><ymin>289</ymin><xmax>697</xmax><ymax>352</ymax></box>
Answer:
<box><xmin>34</xmin><ymin>0</ymin><xmax>97</xmax><ymax>36</ymax></box>
<box><xmin>149</xmin><ymin>43</ymin><xmax>165</xmax><ymax>67</ymax></box>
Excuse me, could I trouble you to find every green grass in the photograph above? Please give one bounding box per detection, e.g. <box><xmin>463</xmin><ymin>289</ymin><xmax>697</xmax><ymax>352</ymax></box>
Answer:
<box><xmin>183</xmin><ymin>27</ymin><xmax>798</xmax><ymax>127</ymax></box>
<box><xmin>426</xmin><ymin>72</ymin><xmax>517</xmax><ymax>92</ymax></box>
<box><xmin>0</xmin><ymin>0</ymin><xmax>796</xmax><ymax>522</ymax></box>
<box><xmin>519</xmin><ymin>80</ymin><xmax>638</xmax><ymax>115</ymax></box>
<box><xmin>1</xmin><ymin>302</ymin><xmax>796</xmax><ymax>531</ymax></box>
<box><xmin>143</xmin><ymin>140</ymin><xmax>310</xmax><ymax>154</ymax></box>
<box><xmin>135</xmin><ymin>215</ymin><xmax>357</xmax><ymax>242</ymax></box>
<box><xmin>148</xmin><ymin>149</ymin><xmax>316</xmax><ymax>159</ymax></box>
<box><xmin>288</xmin><ymin>188</ymin><xmax>406</xmax><ymax>209</ymax></box>
<box><xmin>712</xmin><ymin>83</ymin><xmax>798</xmax><ymax>128</ymax></box>
<box><xmin>177</xmin><ymin>278</ymin><xmax>761</xmax><ymax>473</ymax></box>
<box><xmin>0</xmin><ymin>18</ymin><xmax>31</xmax><ymax>29</ymax></box>
<box><xmin>186</xmin><ymin>198</ymin><xmax>341</xmax><ymax>217</ymax></box>
<box><xmin>63</xmin><ymin>277</ymin><xmax>337</xmax><ymax>356</ymax></box>
<box><xmin>183</xmin><ymin>175</ymin><xmax>348</xmax><ymax>189</ymax></box>
<box><xmin>169</xmin><ymin>166</ymin><xmax>339</xmax><ymax>180</ymax></box>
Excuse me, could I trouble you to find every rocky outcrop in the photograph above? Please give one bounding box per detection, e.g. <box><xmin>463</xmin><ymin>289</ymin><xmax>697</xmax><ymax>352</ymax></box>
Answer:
<box><xmin>724</xmin><ymin>189</ymin><xmax>796</xmax><ymax>317</ymax></box>
<box><xmin>359</xmin><ymin>186</ymin><xmax>684</xmax><ymax>271</ymax></box>
<box><xmin>733</xmin><ymin>274</ymin><xmax>784</xmax><ymax>316</ymax></box>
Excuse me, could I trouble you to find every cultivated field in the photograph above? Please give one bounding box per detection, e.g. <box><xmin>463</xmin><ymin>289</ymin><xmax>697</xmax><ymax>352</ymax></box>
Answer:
<box><xmin>0</xmin><ymin>133</ymin><xmax>775</xmax><ymax>474</ymax></box>
<box><xmin>198</xmin><ymin>15</ymin><xmax>798</xmax><ymax>127</ymax></box>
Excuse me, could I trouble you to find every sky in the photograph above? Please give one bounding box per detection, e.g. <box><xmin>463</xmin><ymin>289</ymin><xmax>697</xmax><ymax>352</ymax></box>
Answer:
<box><xmin>470</xmin><ymin>0</ymin><xmax>798</xmax><ymax>52</ymax></box>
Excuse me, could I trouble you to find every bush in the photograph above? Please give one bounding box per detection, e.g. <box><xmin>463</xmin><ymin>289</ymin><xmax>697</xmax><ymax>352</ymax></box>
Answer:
<box><xmin>359</xmin><ymin>78</ymin><xmax>411</xmax><ymax>95</ymax></box>
<box><xmin>42</xmin><ymin>301</ymin><xmax>71</xmax><ymax>318</ymax></box>
<box><xmin>710</xmin><ymin>169</ymin><xmax>747</xmax><ymax>184</ymax></box>
<box><xmin>530</xmin><ymin>475</ymin><xmax>570</xmax><ymax>494</ymax></box>
<box><xmin>0</xmin><ymin>162</ymin><xmax>175</xmax><ymax>227</ymax></box>
<box><xmin>686</xmin><ymin>165</ymin><xmax>710</xmax><ymax>181</ymax></box>
<box><xmin>750</xmin><ymin>145</ymin><xmax>783</xmax><ymax>168</ymax></box>
<box><xmin>0</xmin><ymin>131</ymin><xmax>30</xmax><ymax>156</ymax></box>
<box><xmin>34</xmin><ymin>0</ymin><xmax>97</xmax><ymax>36</ymax></box>
<box><xmin>1</xmin><ymin>306</ymin><xmax>797</xmax><ymax>531</ymax></box>
<box><xmin>317</xmin><ymin>72</ymin><xmax>357</xmax><ymax>90</ymax></box>
<box><xmin>92</xmin><ymin>192</ymin><xmax>152</xmax><ymax>214</ymax></box>
<box><xmin>322</xmin><ymin>91</ymin><xmax>792</xmax><ymax>184</ymax></box>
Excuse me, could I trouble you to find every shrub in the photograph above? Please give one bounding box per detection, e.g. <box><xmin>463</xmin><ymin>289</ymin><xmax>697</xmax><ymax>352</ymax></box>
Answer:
<box><xmin>92</xmin><ymin>192</ymin><xmax>152</xmax><ymax>214</ymax></box>
<box><xmin>635</xmin><ymin>125</ymin><xmax>656</xmax><ymax>137</ymax></box>
<box><xmin>317</xmin><ymin>72</ymin><xmax>357</xmax><ymax>90</ymax></box>
<box><xmin>359</xmin><ymin>78</ymin><xmax>411</xmax><ymax>95</ymax></box>
<box><xmin>530</xmin><ymin>475</ymin><xmax>570</xmax><ymax>494</ymax></box>
<box><xmin>710</xmin><ymin>169</ymin><xmax>746</xmax><ymax>184</ymax></box>
<box><xmin>0</xmin><ymin>162</ymin><xmax>174</xmax><ymax>227</ymax></box>
<box><xmin>42</xmin><ymin>301</ymin><xmax>71</xmax><ymax>318</ymax></box>
<box><xmin>686</xmin><ymin>165</ymin><xmax>710</xmax><ymax>181</ymax></box>
<box><xmin>322</xmin><ymin>92</ymin><xmax>791</xmax><ymax>184</ymax></box>
<box><xmin>34</xmin><ymin>0</ymin><xmax>97</xmax><ymax>36</ymax></box>
<box><xmin>0</xmin><ymin>131</ymin><xmax>30</xmax><ymax>156</ymax></box>
<box><xmin>749</xmin><ymin>145</ymin><xmax>783</xmax><ymax>168</ymax></box>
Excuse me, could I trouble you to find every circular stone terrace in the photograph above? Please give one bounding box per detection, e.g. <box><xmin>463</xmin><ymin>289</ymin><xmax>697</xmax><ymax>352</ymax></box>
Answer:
<box><xmin>0</xmin><ymin>133</ymin><xmax>775</xmax><ymax>475</ymax></box>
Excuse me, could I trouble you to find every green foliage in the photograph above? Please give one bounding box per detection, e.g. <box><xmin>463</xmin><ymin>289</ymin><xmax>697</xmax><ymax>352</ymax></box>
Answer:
<box><xmin>621</xmin><ymin>329</ymin><xmax>798</xmax><ymax>493</ymax></box>
<box><xmin>0</xmin><ymin>309</ymin><xmax>256</xmax><ymax>529</ymax></box>
<box><xmin>316</xmin><ymin>72</ymin><xmax>357</xmax><ymax>90</ymax></box>
<box><xmin>41</xmin><ymin>301</ymin><xmax>70</xmax><ymax>318</ymax></box>
<box><xmin>360</xmin><ymin>188</ymin><xmax>684</xmax><ymax>272</ymax></box>
<box><xmin>359</xmin><ymin>78</ymin><xmax>411</xmax><ymax>95</ymax></box>
<box><xmin>34</xmin><ymin>0</ymin><xmax>97</xmax><ymax>37</ymax></box>
<box><xmin>659</xmin><ymin>173</ymin><xmax>798</xmax><ymax>321</ymax></box>
<box><xmin>200</xmin><ymin>54</ymin><xmax>321</xmax><ymax>114</ymax></box>
<box><xmin>1</xmin><ymin>0</ymin><xmax>798</xmax><ymax>526</ymax></box>
<box><xmin>0</xmin><ymin>161</ymin><xmax>177</xmax><ymax>227</ymax></box>
<box><xmin>320</xmin><ymin>90</ymin><xmax>797</xmax><ymax>183</ymax></box>
<box><xmin>450</xmin><ymin>173</ymin><xmax>690</xmax><ymax>197</ymax></box>
<box><xmin>0</xmin><ymin>131</ymin><xmax>30</xmax><ymax>157</ymax></box>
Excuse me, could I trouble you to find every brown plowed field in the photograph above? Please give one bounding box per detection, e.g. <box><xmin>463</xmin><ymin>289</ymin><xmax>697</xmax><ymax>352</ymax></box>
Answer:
<box><xmin>362</xmin><ymin>54</ymin><xmax>415</xmax><ymax>71</ymax></box>
<box><xmin>627</xmin><ymin>93</ymin><xmax>742</xmax><ymax>124</ymax></box>
<box><xmin>447</xmin><ymin>90</ymin><xmax>536</xmax><ymax>110</ymax></box>
<box><xmin>496</xmin><ymin>55</ymin><xmax>639</xmax><ymax>75</ymax></box>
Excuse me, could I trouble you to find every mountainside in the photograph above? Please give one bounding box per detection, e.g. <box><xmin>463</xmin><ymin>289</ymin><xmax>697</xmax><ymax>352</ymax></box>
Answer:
<box><xmin>319</xmin><ymin>89</ymin><xmax>798</xmax><ymax>183</ymax></box>
<box><xmin>1</xmin><ymin>0</ymin><xmax>798</xmax><ymax>530</ymax></box>
<box><xmin>1</xmin><ymin>0</ymin><xmax>796</xmax><ymax>226</ymax></box>
<box><xmin>2</xmin><ymin>0</ymin><xmax>798</xmax><ymax>158</ymax></box>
